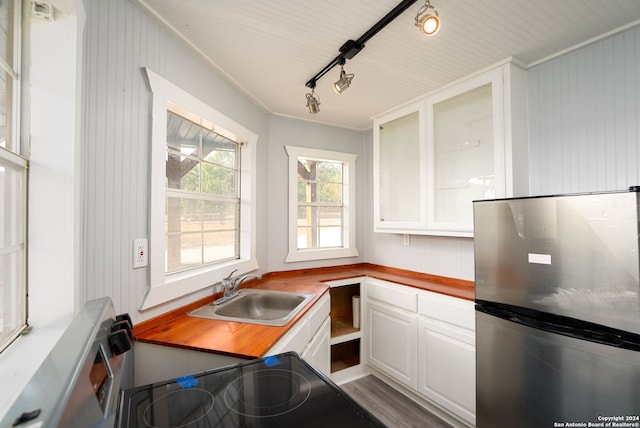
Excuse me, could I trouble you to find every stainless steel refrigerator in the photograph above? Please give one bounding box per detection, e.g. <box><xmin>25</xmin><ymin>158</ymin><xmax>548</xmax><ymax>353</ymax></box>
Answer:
<box><xmin>473</xmin><ymin>189</ymin><xmax>640</xmax><ymax>428</ymax></box>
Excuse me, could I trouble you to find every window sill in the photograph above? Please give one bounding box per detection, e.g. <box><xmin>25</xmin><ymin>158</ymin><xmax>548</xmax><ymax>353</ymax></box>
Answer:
<box><xmin>285</xmin><ymin>247</ymin><xmax>359</xmax><ymax>263</ymax></box>
<box><xmin>0</xmin><ymin>318</ymin><xmax>71</xmax><ymax>420</ymax></box>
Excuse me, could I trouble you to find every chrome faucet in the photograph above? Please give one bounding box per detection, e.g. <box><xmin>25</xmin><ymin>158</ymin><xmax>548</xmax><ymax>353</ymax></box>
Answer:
<box><xmin>218</xmin><ymin>269</ymin><xmax>237</xmax><ymax>298</ymax></box>
<box><xmin>231</xmin><ymin>273</ymin><xmax>262</xmax><ymax>294</ymax></box>
<box><xmin>213</xmin><ymin>270</ymin><xmax>262</xmax><ymax>305</ymax></box>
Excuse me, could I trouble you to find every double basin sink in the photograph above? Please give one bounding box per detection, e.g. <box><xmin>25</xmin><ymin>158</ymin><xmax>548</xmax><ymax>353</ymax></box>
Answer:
<box><xmin>188</xmin><ymin>289</ymin><xmax>315</xmax><ymax>326</ymax></box>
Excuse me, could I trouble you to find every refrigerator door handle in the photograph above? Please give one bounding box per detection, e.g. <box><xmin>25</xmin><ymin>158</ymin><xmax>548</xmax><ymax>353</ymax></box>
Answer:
<box><xmin>475</xmin><ymin>300</ymin><xmax>640</xmax><ymax>351</ymax></box>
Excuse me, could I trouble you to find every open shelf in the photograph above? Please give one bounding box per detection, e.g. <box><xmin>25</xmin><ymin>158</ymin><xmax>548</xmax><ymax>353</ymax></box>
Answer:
<box><xmin>329</xmin><ymin>284</ymin><xmax>360</xmax><ymax>336</ymax></box>
<box><xmin>329</xmin><ymin>282</ymin><xmax>362</xmax><ymax>374</ymax></box>
<box><xmin>331</xmin><ymin>316</ymin><xmax>359</xmax><ymax>339</ymax></box>
<box><xmin>330</xmin><ymin>339</ymin><xmax>361</xmax><ymax>373</ymax></box>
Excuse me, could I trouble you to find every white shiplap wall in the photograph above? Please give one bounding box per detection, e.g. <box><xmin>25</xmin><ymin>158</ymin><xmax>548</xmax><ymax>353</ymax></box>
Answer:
<box><xmin>366</xmin><ymin>232</ymin><xmax>476</xmax><ymax>281</ymax></box>
<box><xmin>528</xmin><ymin>25</ymin><xmax>640</xmax><ymax>195</ymax></box>
<box><xmin>82</xmin><ymin>0</ymin><xmax>155</xmax><ymax>316</ymax></box>
<box><xmin>81</xmin><ymin>0</ymin><xmax>269</xmax><ymax>322</ymax></box>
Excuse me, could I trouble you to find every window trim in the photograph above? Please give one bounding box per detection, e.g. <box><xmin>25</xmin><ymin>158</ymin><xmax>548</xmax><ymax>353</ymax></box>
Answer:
<box><xmin>284</xmin><ymin>145</ymin><xmax>358</xmax><ymax>263</ymax></box>
<box><xmin>141</xmin><ymin>68</ymin><xmax>258</xmax><ymax>310</ymax></box>
<box><xmin>0</xmin><ymin>0</ymin><xmax>25</xmax><ymax>354</ymax></box>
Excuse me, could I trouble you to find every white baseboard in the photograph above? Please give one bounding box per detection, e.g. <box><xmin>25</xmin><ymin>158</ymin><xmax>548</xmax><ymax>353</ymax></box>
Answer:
<box><xmin>331</xmin><ymin>363</ymin><xmax>370</xmax><ymax>385</ymax></box>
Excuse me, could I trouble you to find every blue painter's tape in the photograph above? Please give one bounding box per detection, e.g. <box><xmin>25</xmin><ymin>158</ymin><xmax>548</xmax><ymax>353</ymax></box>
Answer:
<box><xmin>263</xmin><ymin>356</ymin><xmax>281</xmax><ymax>367</ymax></box>
<box><xmin>176</xmin><ymin>375</ymin><xmax>199</xmax><ymax>389</ymax></box>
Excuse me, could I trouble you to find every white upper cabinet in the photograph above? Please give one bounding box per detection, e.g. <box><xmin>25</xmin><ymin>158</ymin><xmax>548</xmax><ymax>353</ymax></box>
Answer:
<box><xmin>373</xmin><ymin>101</ymin><xmax>427</xmax><ymax>231</ymax></box>
<box><xmin>426</xmin><ymin>68</ymin><xmax>501</xmax><ymax>235</ymax></box>
<box><xmin>372</xmin><ymin>59</ymin><xmax>528</xmax><ymax>237</ymax></box>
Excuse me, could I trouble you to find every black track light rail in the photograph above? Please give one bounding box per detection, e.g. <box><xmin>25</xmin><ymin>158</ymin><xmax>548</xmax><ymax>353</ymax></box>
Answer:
<box><xmin>305</xmin><ymin>0</ymin><xmax>418</xmax><ymax>89</ymax></box>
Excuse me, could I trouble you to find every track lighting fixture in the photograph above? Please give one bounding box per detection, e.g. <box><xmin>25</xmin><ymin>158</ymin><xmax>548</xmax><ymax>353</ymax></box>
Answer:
<box><xmin>306</xmin><ymin>86</ymin><xmax>320</xmax><ymax>114</ymax></box>
<box><xmin>332</xmin><ymin>63</ymin><xmax>354</xmax><ymax>94</ymax></box>
<box><xmin>305</xmin><ymin>0</ymin><xmax>437</xmax><ymax>113</ymax></box>
<box><xmin>415</xmin><ymin>0</ymin><xmax>441</xmax><ymax>36</ymax></box>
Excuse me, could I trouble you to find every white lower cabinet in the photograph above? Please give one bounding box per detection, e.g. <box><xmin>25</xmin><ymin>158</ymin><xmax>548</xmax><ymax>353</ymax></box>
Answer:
<box><xmin>365</xmin><ymin>278</ymin><xmax>476</xmax><ymax>427</ymax></box>
<box><xmin>418</xmin><ymin>317</ymin><xmax>475</xmax><ymax>425</ymax></box>
<box><xmin>266</xmin><ymin>292</ymin><xmax>331</xmax><ymax>376</ymax></box>
<box><xmin>367</xmin><ymin>301</ymin><xmax>418</xmax><ymax>389</ymax></box>
<box><xmin>365</xmin><ymin>278</ymin><xmax>418</xmax><ymax>389</ymax></box>
<box><xmin>301</xmin><ymin>317</ymin><xmax>331</xmax><ymax>375</ymax></box>
<box><xmin>418</xmin><ymin>291</ymin><xmax>476</xmax><ymax>426</ymax></box>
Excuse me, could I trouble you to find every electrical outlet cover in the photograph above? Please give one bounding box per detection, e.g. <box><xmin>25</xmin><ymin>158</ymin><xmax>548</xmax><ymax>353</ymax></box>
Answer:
<box><xmin>133</xmin><ymin>238</ymin><xmax>148</xmax><ymax>269</ymax></box>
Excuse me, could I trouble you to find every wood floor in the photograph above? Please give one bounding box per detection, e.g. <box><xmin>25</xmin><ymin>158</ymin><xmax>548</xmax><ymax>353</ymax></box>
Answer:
<box><xmin>341</xmin><ymin>375</ymin><xmax>453</xmax><ymax>428</ymax></box>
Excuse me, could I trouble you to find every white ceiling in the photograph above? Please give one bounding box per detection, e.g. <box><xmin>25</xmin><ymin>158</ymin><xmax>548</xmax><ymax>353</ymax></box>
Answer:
<box><xmin>65</xmin><ymin>1</ymin><xmax>640</xmax><ymax>130</ymax></box>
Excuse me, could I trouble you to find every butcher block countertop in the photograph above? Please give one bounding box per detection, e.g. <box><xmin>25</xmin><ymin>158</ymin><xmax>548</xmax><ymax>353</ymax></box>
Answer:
<box><xmin>134</xmin><ymin>263</ymin><xmax>474</xmax><ymax>359</ymax></box>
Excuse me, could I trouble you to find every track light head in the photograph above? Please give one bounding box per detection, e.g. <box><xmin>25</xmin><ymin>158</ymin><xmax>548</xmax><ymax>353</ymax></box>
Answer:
<box><xmin>332</xmin><ymin>65</ymin><xmax>354</xmax><ymax>94</ymax></box>
<box><xmin>306</xmin><ymin>88</ymin><xmax>320</xmax><ymax>114</ymax></box>
<box><xmin>305</xmin><ymin>1</ymin><xmax>425</xmax><ymax>113</ymax></box>
<box><xmin>415</xmin><ymin>0</ymin><xmax>441</xmax><ymax>36</ymax></box>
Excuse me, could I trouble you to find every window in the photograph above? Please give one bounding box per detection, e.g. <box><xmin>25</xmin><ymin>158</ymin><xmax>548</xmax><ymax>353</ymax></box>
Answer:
<box><xmin>0</xmin><ymin>0</ymin><xmax>24</xmax><ymax>353</ymax></box>
<box><xmin>285</xmin><ymin>146</ymin><xmax>358</xmax><ymax>262</ymax></box>
<box><xmin>165</xmin><ymin>105</ymin><xmax>240</xmax><ymax>273</ymax></box>
<box><xmin>143</xmin><ymin>69</ymin><xmax>258</xmax><ymax>309</ymax></box>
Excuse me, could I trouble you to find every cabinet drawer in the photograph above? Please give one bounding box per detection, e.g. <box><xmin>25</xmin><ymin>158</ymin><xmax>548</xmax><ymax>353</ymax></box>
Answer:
<box><xmin>418</xmin><ymin>290</ymin><xmax>474</xmax><ymax>331</ymax></box>
<box><xmin>367</xmin><ymin>278</ymin><xmax>417</xmax><ymax>312</ymax></box>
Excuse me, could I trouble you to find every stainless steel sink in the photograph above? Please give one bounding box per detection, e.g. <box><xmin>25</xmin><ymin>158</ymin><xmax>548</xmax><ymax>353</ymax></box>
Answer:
<box><xmin>188</xmin><ymin>289</ymin><xmax>315</xmax><ymax>326</ymax></box>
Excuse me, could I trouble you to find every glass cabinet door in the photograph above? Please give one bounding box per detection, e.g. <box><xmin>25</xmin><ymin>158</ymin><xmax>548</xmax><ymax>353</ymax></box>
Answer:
<box><xmin>373</xmin><ymin>102</ymin><xmax>427</xmax><ymax>231</ymax></box>
<box><xmin>426</xmin><ymin>69</ymin><xmax>503</xmax><ymax>235</ymax></box>
<box><xmin>371</xmin><ymin>62</ymin><xmax>525</xmax><ymax>237</ymax></box>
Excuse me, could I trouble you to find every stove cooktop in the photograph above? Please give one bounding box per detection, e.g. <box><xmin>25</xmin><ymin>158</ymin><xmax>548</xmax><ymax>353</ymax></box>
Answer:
<box><xmin>117</xmin><ymin>352</ymin><xmax>385</xmax><ymax>428</ymax></box>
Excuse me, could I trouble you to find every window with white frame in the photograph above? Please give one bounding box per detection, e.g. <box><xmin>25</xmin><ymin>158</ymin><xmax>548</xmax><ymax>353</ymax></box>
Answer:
<box><xmin>165</xmin><ymin>105</ymin><xmax>241</xmax><ymax>273</ymax></box>
<box><xmin>0</xmin><ymin>0</ymin><xmax>24</xmax><ymax>353</ymax></box>
<box><xmin>143</xmin><ymin>69</ymin><xmax>258</xmax><ymax>309</ymax></box>
<box><xmin>285</xmin><ymin>146</ymin><xmax>358</xmax><ymax>262</ymax></box>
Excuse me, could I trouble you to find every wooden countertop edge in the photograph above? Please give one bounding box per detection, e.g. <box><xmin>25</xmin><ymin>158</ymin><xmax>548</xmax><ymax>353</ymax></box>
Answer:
<box><xmin>133</xmin><ymin>263</ymin><xmax>475</xmax><ymax>358</ymax></box>
<box><xmin>260</xmin><ymin>263</ymin><xmax>474</xmax><ymax>299</ymax></box>
<box><xmin>133</xmin><ymin>293</ymin><xmax>218</xmax><ymax>337</ymax></box>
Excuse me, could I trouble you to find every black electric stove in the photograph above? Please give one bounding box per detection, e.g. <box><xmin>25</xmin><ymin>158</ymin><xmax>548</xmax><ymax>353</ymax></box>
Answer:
<box><xmin>1</xmin><ymin>297</ymin><xmax>384</xmax><ymax>428</ymax></box>
<box><xmin>1</xmin><ymin>297</ymin><xmax>134</xmax><ymax>428</ymax></box>
<box><xmin>117</xmin><ymin>351</ymin><xmax>384</xmax><ymax>428</ymax></box>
